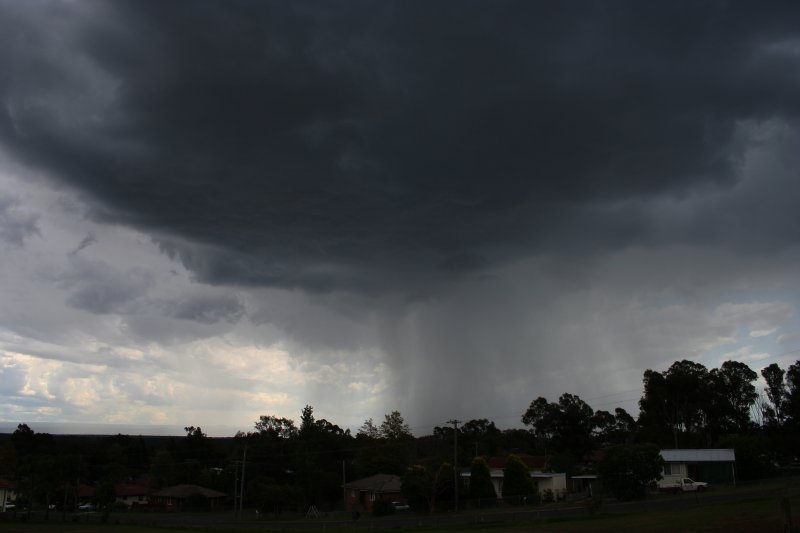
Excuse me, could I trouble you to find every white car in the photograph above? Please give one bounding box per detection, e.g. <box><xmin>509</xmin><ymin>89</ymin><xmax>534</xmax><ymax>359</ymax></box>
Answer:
<box><xmin>391</xmin><ymin>501</ymin><xmax>410</xmax><ymax>511</ymax></box>
<box><xmin>657</xmin><ymin>476</ymin><xmax>709</xmax><ymax>493</ymax></box>
<box><xmin>78</xmin><ymin>503</ymin><xmax>96</xmax><ymax>511</ymax></box>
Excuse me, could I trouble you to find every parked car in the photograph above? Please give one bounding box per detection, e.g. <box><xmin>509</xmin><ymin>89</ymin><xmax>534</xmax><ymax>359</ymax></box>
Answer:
<box><xmin>391</xmin><ymin>501</ymin><xmax>410</xmax><ymax>511</ymax></box>
<box><xmin>657</xmin><ymin>476</ymin><xmax>708</xmax><ymax>493</ymax></box>
<box><xmin>78</xmin><ymin>503</ymin><xmax>97</xmax><ymax>511</ymax></box>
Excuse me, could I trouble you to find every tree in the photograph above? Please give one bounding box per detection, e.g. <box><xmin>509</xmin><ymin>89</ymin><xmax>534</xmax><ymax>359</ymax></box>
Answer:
<box><xmin>292</xmin><ymin>406</ymin><xmax>353</xmax><ymax>509</ymax></box>
<box><xmin>357</xmin><ymin>418</ymin><xmax>381</xmax><ymax>439</ymax></box>
<box><xmin>639</xmin><ymin>360</ymin><xmax>711</xmax><ymax>446</ymax></box>
<box><xmin>598</xmin><ymin>443</ymin><xmax>663</xmax><ymax>501</ymax></box>
<box><xmin>179</xmin><ymin>426</ymin><xmax>219</xmax><ymax>483</ymax></box>
<box><xmin>354</xmin><ymin>415</ymin><xmax>409</xmax><ymax>477</ymax></box>
<box><xmin>460</xmin><ymin>419</ymin><xmax>502</xmax><ymax>457</ymax></box>
<box><xmin>299</xmin><ymin>405</ymin><xmax>316</xmax><ymax>437</ymax></box>
<box><xmin>610</xmin><ymin>407</ymin><xmax>638</xmax><ymax>444</ymax></box>
<box><xmin>432</xmin><ymin>462</ymin><xmax>457</xmax><ymax>511</ymax></box>
<box><xmin>708</xmin><ymin>361</ymin><xmax>758</xmax><ymax>434</ymax></box>
<box><xmin>401</xmin><ymin>465</ymin><xmax>433</xmax><ymax>512</ymax></box>
<box><xmin>95</xmin><ymin>482</ymin><xmax>116</xmax><ymax>520</ymax></box>
<box><xmin>522</xmin><ymin>393</ymin><xmax>596</xmax><ymax>458</ymax></box>
<box><xmin>591</xmin><ymin>410</ymin><xmax>618</xmax><ymax>447</ymax></box>
<box><xmin>380</xmin><ymin>411</ymin><xmax>412</xmax><ymax>440</ymax></box>
<box><xmin>8</xmin><ymin>424</ymin><xmax>57</xmax><ymax>516</ymax></box>
<box><xmin>502</xmin><ymin>454</ymin><xmax>534</xmax><ymax>505</ymax></box>
<box><xmin>150</xmin><ymin>450</ymin><xmax>177</xmax><ymax>488</ymax></box>
<box><xmin>468</xmin><ymin>457</ymin><xmax>497</xmax><ymax>503</ymax></box>
<box><xmin>400</xmin><ymin>463</ymin><xmax>456</xmax><ymax>513</ymax></box>
<box><xmin>762</xmin><ymin>363</ymin><xmax>787</xmax><ymax>425</ymax></box>
<box><xmin>257</xmin><ymin>481</ymin><xmax>302</xmax><ymax>517</ymax></box>
<box><xmin>786</xmin><ymin>360</ymin><xmax>800</xmax><ymax>424</ymax></box>
<box><xmin>521</xmin><ymin>397</ymin><xmax>551</xmax><ymax>437</ymax></box>
<box><xmin>254</xmin><ymin>415</ymin><xmax>297</xmax><ymax>439</ymax></box>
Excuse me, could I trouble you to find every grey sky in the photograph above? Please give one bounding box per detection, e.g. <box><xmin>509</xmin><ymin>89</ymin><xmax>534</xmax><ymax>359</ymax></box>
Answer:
<box><xmin>1</xmin><ymin>1</ymin><xmax>799</xmax><ymax>435</ymax></box>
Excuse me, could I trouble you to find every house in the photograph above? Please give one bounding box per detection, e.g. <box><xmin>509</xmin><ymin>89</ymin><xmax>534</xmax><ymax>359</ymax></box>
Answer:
<box><xmin>569</xmin><ymin>474</ymin><xmax>600</xmax><ymax>497</ymax></box>
<box><xmin>462</xmin><ymin>456</ymin><xmax>567</xmax><ymax>501</ymax></box>
<box><xmin>0</xmin><ymin>478</ymin><xmax>15</xmax><ymax>512</ymax></box>
<box><xmin>461</xmin><ymin>469</ymin><xmax>567</xmax><ymax>501</ymax></box>
<box><xmin>114</xmin><ymin>483</ymin><xmax>151</xmax><ymax>508</ymax></box>
<box><xmin>343</xmin><ymin>474</ymin><xmax>404</xmax><ymax>512</ymax></box>
<box><xmin>149</xmin><ymin>484</ymin><xmax>227</xmax><ymax>510</ymax></box>
<box><xmin>660</xmin><ymin>449</ymin><xmax>736</xmax><ymax>484</ymax></box>
<box><xmin>529</xmin><ymin>471</ymin><xmax>568</xmax><ymax>500</ymax></box>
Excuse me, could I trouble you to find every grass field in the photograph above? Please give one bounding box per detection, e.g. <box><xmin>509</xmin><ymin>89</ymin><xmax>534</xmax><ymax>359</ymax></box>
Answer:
<box><xmin>1</xmin><ymin>489</ymin><xmax>798</xmax><ymax>533</ymax></box>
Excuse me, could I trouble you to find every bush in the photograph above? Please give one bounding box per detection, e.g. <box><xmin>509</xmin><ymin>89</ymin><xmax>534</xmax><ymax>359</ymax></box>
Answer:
<box><xmin>372</xmin><ymin>499</ymin><xmax>395</xmax><ymax>517</ymax></box>
<box><xmin>503</xmin><ymin>454</ymin><xmax>535</xmax><ymax>505</ymax></box>
<box><xmin>598</xmin><ymin>443</ymin><xmax>663</xmax><ymax>501</ymax></box>
<box><xmin>469</xmin><ymin>457</ymin><xmax>498</xmax><ymax>501</ymax></box>
<box><xmin>185</xmin><ymin>493</ymin><xmax>210</xmax><ymax>510</ymax></box>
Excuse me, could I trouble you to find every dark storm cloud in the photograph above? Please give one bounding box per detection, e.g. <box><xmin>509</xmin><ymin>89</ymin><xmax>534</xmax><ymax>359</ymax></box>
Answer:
<box><xmin>57</xmin><ymin>258</ymin><xmax>155</xmax><ymax>314</ymax></box>
<box><xmin>1</xmin><ymin>1</ymin><xmax>800</xmax><ymax>291</ymax></box>
<box><xmin>162</xmin><ymin>293</ymin><xmax>245</xmax><ymax>325</ymax></box>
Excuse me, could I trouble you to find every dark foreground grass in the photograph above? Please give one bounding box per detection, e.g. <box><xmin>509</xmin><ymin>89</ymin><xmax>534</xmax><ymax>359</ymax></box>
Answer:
<box><xmin>509</xmin><ymin>496</ymin><xmax>798</xmax><ymax>532</ymax></box>
<box><xmin>1</xmin><ymin>493</ymin><xmax>798</xmax><ymax>533</ymax></box>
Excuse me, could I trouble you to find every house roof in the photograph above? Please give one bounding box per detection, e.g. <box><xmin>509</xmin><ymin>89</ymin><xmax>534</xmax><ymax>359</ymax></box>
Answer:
<box><xmin>77</xmin><ymin>484</ymin><xmax>96</xmax><ymax>498</ymax></box>
<box><xmin>487</xmin><ymin>454</ymin><xmax>550</xmax><ymax>470</ymax></box>
<box><xmin>530</xmin><ymin>472</ymin><xmax>567</xmax><ymax>479</ymax></box>
<box><xmin>343</xmin><ymin>474</ymin><xmax>402</xmax><ymax>493</ymax></box>
<box><xmin>582</xmin><ymin>450</ymin><xmax>604</xmax><ymax>463</ymax></box>
<box><xmin>115</xmin><ymin>483</ymin><xmax>150</xmax><ymax>497</ymax></box>
<box><xmin>151</xmin><ymin>484</ymin><xmax>227</xmax><ymax>499</ymax></box>
<box><xmin>661</xmin><ymin>449</ymin><xmax>735</xmax><ymax>462</ymax></box>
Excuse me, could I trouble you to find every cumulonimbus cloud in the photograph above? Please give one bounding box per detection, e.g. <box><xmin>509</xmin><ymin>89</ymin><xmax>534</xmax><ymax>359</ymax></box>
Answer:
<box><xmin>1</xmin><ymin>2</ymin><xmax>799</xmax><ymax>294</ymax></box>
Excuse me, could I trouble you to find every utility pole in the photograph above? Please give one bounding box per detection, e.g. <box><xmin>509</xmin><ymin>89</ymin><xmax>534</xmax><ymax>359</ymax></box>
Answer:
<box><xmin>233</xmin><ymin>461</ymin><xmax>239</xmax><ymax>518</ymax></box>
<box><xmin>342</xmin><ymin>460</ymin><xmax>347</xmax><ymax>511</ymax></box>
<box><xmin>447</xmin><ymin>419</ymin><xmax>461</xmax><ymax>512</ymax></box>
<box><xmin>239</xmin><ymin>445</ymin><xmax>247</xmax><ymax>519</ymax></box>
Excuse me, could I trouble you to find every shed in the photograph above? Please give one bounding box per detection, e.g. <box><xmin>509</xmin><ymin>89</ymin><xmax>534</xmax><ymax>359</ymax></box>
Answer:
<box><xmin>660</xmin><ymin>449</ymin><xmax>736</xmax><ymax>484</ymax></box>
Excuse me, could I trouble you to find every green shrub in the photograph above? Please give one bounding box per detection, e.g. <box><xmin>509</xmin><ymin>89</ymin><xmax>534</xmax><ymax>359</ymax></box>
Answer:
<box><xmin>372</xmin><ymin>499</ymin><xmax>395</xmax><ymax>517</ymax></box>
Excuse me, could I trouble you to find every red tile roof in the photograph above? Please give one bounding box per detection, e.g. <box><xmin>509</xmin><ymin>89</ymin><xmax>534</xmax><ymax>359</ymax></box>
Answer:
<box><xmin>343</xmin><ymin>474</ymin><xmax>402</xmax><ymax>493</ymax></box>
<box><xmin>151</xmin><ymin>484</ymin><xmax>227</xmax><ymax>499</ymax></box>
<box><xmin>115</xmin><ymin>483</ymin><xmax>150</xmax><ymax>497</ymax></box>
<box><xmin>76</xmin><ymin>485</ymin><xmax>96</xmax><ymax>498</ymax></box>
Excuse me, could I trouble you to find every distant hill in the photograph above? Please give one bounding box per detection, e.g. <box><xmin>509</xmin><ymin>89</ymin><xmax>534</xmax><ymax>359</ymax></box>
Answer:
<box><xmin>0</xmin><ymin>422</ymin><xmax>242</xmax><ymax>437</ymax></box>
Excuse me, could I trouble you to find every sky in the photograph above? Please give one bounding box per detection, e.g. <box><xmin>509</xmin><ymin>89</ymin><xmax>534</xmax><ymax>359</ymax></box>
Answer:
<box><xmin>1</xmin><ymin>1</ymin><xmax>800</xmax><ymax>437</ymax></box>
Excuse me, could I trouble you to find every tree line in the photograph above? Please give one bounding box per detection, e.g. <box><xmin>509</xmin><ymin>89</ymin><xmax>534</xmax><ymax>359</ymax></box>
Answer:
<box><xmin>1</xmin><ymin>358</ymin><xmax>798</xmax><ymax>515</ymax></box>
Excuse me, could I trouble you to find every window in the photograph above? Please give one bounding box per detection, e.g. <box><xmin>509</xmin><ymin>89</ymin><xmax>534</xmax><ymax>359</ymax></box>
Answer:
<box><xmin>663</xmin><ymin>463</ymin><xmax>681</xmax><ymax>475</ymax></box>
<box><xmin>369</xmin><ymin>492</ymin><xmax>376</xmax><ymax>501</ymax></box>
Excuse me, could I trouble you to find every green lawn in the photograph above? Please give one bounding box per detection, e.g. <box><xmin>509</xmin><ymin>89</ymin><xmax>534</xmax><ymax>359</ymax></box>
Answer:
<box><xmin>1</xmin><ymin>490</ymin><xmax>798</xmax><ymax>533</ymax></box>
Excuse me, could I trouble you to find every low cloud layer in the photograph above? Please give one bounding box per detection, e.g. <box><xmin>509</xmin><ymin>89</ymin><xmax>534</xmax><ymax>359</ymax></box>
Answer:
<box><xmin>1</xmin><ymin>2</ymin><xmax>800</xmax><ymax>434</ymax></box>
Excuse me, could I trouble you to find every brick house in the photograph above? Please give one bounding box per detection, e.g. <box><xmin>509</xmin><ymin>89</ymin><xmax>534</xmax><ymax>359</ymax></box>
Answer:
<box><xmin>343</xmin><ymin>474</ymin><xmax>404</xmax><ymax>512</ymax></box>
